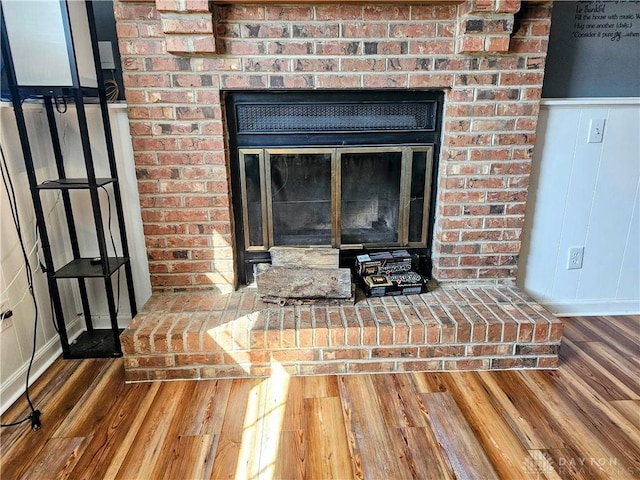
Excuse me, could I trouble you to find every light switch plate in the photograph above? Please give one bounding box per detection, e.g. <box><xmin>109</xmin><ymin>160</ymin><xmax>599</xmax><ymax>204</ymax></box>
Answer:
<box><xmin>587</xmin><ymin>118</ymin><xmax>605</xmax><ymax>143</ymax></box>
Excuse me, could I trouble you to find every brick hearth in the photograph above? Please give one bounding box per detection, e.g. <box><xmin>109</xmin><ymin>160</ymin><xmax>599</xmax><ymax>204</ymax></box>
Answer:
<box><xmin>121</xmin><ymin>285</ymin><xmax>562</xmax><ymax>381</ymax></box>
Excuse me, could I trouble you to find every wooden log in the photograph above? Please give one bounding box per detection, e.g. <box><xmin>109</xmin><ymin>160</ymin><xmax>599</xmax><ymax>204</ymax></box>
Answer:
<box><xmin>260</xmin><ymin>295</ymin><xmax>355</xmax><ymax>307</ymax></box>
<box><xmin>256</xmin><ymin>264</ymin><xmax>352</xmax><ymax>299</ymax></box>
<box><xmin>269</xmin><ymin>247</ymin><xmax>339</xmax><ymax>269</ymax></box>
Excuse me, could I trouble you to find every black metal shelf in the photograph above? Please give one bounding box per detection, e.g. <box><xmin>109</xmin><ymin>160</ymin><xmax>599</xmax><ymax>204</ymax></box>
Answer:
<box><xmin>37</xmin><ymin>178</ymin><xmax>117</xmax><ymax>190</ymax></box>
<box><xmin>2</xmin><ymin>3</ymin><xmax>137</xmax><ymax>358</ymax></box>
<box><xmin>54</xmin><ymin>257</ymin><xmax>129</xmax><ymax>278</ymax></box>
<box><xmin>67</xmin><ymin>329</ymin><xmax>124</xmax><ymax>359</ymax></box>
<box><xmin>15</xmin><ymin>85</ymin><xmax>101</xmax><ymax>99</ymax></box>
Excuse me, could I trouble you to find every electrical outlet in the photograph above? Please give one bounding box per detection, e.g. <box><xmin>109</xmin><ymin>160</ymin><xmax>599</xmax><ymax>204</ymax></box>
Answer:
<box><xmin>587</xmin><ymin>119</ymin><xmax>605</xmax><ymax>143</ymax></box>
<box><xmin>567</xmin><ymin>246</ymin><xmax>584</xmax><ymax>270</ymax></box>
<box><xmin>1</xmin><ymin>297</ymin><xmax>13</xmax><ymax>331</ymax></box>
<box><xmin>1</xmin><ymin>317</ymin><xmax>12</xmax><ymax>332</ymax></box>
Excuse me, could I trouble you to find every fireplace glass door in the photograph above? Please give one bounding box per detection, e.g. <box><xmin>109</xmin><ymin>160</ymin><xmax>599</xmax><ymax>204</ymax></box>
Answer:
<box><xmin>267</xmin><ymin>150</ymin><xmax>333</xmax><ymax>246</ymax></box>
<box><xmin>339</xmin><ymin>149</ymin><xmax>403</xmax><ymax>245</ymax></box>
<box><xmin>238</xmin><ymin>146</ymin><xmax>432</xmax><ymax>251</ymax></box>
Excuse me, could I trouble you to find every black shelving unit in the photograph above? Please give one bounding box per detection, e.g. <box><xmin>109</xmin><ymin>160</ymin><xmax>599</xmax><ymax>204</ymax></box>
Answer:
<box><xmin>1</xmin><ymin>2</ymin><xmax>136</xmax><ymax>358</ymax></box>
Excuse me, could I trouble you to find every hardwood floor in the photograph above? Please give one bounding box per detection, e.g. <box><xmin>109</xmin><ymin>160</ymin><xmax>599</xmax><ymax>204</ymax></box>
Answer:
<box><xmin>1</xmin><ymin>315</ymin><xmax>638</xmax><ymax>479</ymax></box>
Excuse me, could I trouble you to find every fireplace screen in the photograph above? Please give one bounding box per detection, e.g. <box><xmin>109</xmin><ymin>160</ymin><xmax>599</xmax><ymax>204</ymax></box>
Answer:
<box><xmin>225</xmin><ymin>89</ymin><xmax>442</xmax><ymax>283</ymax></box>
<box><xmin>239</xmin><ymin>146</ymin><xmax>432</xmax><ymax>250</ymax></box>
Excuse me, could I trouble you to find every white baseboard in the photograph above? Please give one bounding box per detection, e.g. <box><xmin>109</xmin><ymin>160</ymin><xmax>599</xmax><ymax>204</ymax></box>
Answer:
<box><xmin>540</xmin><ymin>299</ymin><xmax>640</xmax><ymax>317</ymax></box>
<box><xmin>90</xmin><ymin>315</ymin><xmax>132</xmax><ymax>329</ymax></box>
<box><xmin>1</xmin><ymin>334</ymin><xmax>62</xmax><ymax>415</ymax></box>
<box><xmin>1</xmin><ymin>317</ymin><xmax>84</xmax><ymax>415</ymax></box>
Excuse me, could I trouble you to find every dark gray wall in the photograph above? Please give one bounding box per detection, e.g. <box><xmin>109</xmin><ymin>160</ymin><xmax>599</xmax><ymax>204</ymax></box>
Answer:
<box><xmin>543</xmin><ymin>1</ymin><xmax>640</xmax><ymax>98</ymax></box>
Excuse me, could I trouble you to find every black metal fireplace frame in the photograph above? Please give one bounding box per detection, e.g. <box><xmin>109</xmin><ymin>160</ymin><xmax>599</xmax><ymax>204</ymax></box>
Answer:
<box><xmin>223</xmin><ymin>89</ymin><xmax>444</xmax><ymax>285</ymax></box>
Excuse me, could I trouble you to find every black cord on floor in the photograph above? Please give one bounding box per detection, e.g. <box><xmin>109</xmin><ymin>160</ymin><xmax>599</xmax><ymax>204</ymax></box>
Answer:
<box><xmin>0</xmin><ymin>144</ymin><xmax>42</xmax><ymax>430</ymax></box>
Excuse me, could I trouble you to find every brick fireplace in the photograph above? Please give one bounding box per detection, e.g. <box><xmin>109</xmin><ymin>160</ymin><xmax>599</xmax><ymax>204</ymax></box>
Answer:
<box><xmin>114</xmin><ymin>0</ymin><xmax>551</xmax><ymax>292</ymax></box>
<box><xmin>115</xmin><ymin>0</ymin><xmax>561</xmax><ymax>379</ymax></box>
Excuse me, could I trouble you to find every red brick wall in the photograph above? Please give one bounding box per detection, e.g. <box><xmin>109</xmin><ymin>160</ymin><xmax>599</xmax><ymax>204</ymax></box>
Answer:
<box><xmin>113</xmin><ymin>1</ymin><xmax>552</xmax><ymax>292</ymax></box>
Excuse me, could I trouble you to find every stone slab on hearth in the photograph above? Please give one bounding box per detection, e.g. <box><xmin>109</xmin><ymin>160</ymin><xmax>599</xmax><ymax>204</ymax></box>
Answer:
<box><xmin>121</xmin><ymin>285</ymin><xmax>563</xmax><ymax>382</ymax></box>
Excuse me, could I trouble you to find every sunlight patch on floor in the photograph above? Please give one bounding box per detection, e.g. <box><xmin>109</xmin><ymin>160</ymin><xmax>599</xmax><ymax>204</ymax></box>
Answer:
<box><xmin>237</xmin><ymin>362</ymin><xmax>290</xmax><ymax>480</ymax></box>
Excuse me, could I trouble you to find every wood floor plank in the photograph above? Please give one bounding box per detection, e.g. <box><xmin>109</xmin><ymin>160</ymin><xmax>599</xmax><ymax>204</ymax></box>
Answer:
<box><xmin>363</xmin><ymin>374</ymin><xmax>455</xmax><ymax>479</ymax></box>
<box><xmin>477</xmin><ymin>371</ymin><xmax>551</xmax><ymax>450</ymax></box>
<box><xmin>559</xmin><ymin>338</ymin><xmax>640</xmax><ymax>401</ymax></box>
<box><xmin>571</xmin><ymin>317</ymin><xmax>639</xmax><ymax>358</ymax></box>
<box><xmin>610</xmin><ymin>400</ymin><xmax>640</xmax><ymax>426</ymax></box>
<box><xmin>257</xmin><ymin>369</ymin><xmax>296</xmax><ymax>477</ymax></box>
<box><xmin>371</xmin><ymin>373</ymin><xmax>428</xmax><ymax>428</ymax></box>
<box><xmin>388</xmin><ymin>426</ymin><xmax>456</xmax><ymax>480</ymax></box>
<box><xmin>281</xmin><ymin>376</ymin><xmax>304</xmax><ymax>432</ymax></box>
<box><xmin>488</xmin><ymin>371</ymin><xmax>570</xmax><ymax>449</ymax></box>
<box><xmin>575</xmin><ymin>341</ymin><xmax>640</xmax><ymax>396</ymax></box>
<box><xmin>65</xmin><ymin>382</ymin><xmax>159</xmax><ymax>480</ymax></box>
<box><xmin>273</xmin><ymin>430</ymin><xmax>305</xmax><ymax>480</ymax></box>
<box><xmin>162</xmin><ymin>434</ymin><xmax>218</xmax><ymax>480</ymax></box>
<box><xmin>2</xmin><ymin>315</ymin><xmax>639</xmax><ymax>480</ymax></box>
<box><xmin>17</xmin><ymin>436</ymin><xmax>87</xmax><ymax>480</ymax></box>
<box><xmin>304</xmin><ymin>397</ymin><xmax>353</xmax><ymax>480</ymax></box>
<box><xmin>521</xmin><ymin>370</ymin><xmax>639</xmax><ymax>479</ymax></box>
<box><xmin>210</xmin><ymin>378</ymin><xmax>263</xmax><ymax>480</ymax></box>
<box><xmin>602</xmin><ymin>315</ymin><xmax>640</xmax><ymax>349</ymax></box>
<box><xmin>545</xmin><ymin>359</ymin><xmax>640</xmax><ymax>471</ymax></box>
<box><xmin>526</xmin><ymin>450</ymin><xmax>563</xmax><ymax>480</ymax></box>
<box><xmin>52</xmin><ymin>359</ymin><xmax>125</xmax><ymax>438</ymax></box>
<box><xmin>410</xmin><ymin>371</ymin><xmax>441</xmax><ymax>394</ymax></box>
<box><xmin>443</xmin><ymin>372</ymin><xmax>539</xmax><ymax>479</ymax></box>
<box><xmin>0</xmin><ymin>360</ymin><xmax>110</xmax><ymax>479</ymax></box>
<box><xmin>412</xmin><ymin>371</ymin><xmax>450</xmax><ymax>393</ymax></box>
<box><xmin>148</xmin><ymin>383</ymin><xmax>216</xmax><ymax>479</ymax></box>
<box><xmin>337</xmin><ymin>375</ymin><xmax>403</xmax><ymax>479</ymax></box>
<box><xmin>302</xmin><ymin>375</ymin><xmax>339</xmax><ymax>398</ymax></box>
<box><xmin>422</xmin><ymin>391</ymin><xmax>499</xmax><ymax>480</ymax></box>
<box><xmin>605</xmin><ymin>315</ymin><xmax>640</xmax><ymax>343</ymax></box>
<box><xmin>180</xmin><ymin>379</ymin><xmax>233</xmax><ymax>436</ymax></box>
<box><xmin>0</xmin><ymin>358</ymin><xmax>81</xmax><ymax>439</ymax></box>
<box><xmin>201</xmin><ymin>380</ymin><xmax>234</xmax><ymax>434</ymax></box>
<box><xmin>235</xmin><ymin>378</ymin><xmax>267</xmax><ymax>479</ymax></box>
<box><xmin>561</xmin><ymin>318</ymin><xmax>600</xmax><ymax>343</ymax></box>
<box><xmin>112</xmin><ymin>381</ymin><xmax>187</xmax><ymax>480</ymax></box>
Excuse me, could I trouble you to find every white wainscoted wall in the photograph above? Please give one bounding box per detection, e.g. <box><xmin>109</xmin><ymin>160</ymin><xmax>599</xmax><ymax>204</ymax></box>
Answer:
<box><xmin>0</xmin><ymin>102</ymin><xmax>151</xmax><ymax>414</ymax></box>
<box><xmin>519</xmin><ymin>98</ymin><xmax>640</xmax><ymax>316</ymax></box>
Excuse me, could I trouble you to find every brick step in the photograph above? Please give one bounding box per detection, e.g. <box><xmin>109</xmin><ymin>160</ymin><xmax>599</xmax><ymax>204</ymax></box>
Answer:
<box><xmin>121</xmin><ymin>285</ymin><xmax>563</xmax><ymax>382</ymax></box>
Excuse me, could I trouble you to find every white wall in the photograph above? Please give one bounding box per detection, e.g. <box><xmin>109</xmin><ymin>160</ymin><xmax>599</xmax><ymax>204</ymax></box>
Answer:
<box><xmin>0</xmin><ymin>102</ymin><xmax>151</xmax><ymax>414</ymax></box>
<box><xmin>519</xmin><ymin>98</ymin><xmax>640</xmax><ymax>316</ymax></box>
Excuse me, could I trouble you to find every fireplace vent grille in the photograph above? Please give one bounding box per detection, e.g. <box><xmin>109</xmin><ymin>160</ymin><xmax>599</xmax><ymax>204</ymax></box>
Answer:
<box><xmin>236</xmin><ymin>102</ymin><xmax>436</xmax><ymax>133</ymax></box>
